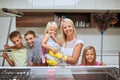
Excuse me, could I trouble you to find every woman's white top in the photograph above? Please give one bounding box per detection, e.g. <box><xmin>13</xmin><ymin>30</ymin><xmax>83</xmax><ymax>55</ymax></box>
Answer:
<box><xmin>61</xmin><ymin>38</ymin><xmax>84</xmax><ymax>66</ymax></box>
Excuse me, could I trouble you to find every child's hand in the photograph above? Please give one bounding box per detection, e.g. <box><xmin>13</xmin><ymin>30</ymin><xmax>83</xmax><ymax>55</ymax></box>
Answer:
<box><xmin>2</xmin><ymin>52</ymin><xmax>9</xmax><ymax>59</ymax></box>
<box><xmin>4</xmin><ymin>44</ymin><xmax>10</xmax><ymax>49</ymax></box>
<box><xmin>29</xmin><ymin>62</ymin><xmax>34</xmax><ymax>66</ymax></box>
<box><xmin>51</xmin><ymin>47</ymin><xmax>58</xmax><ymax>54</ymax></box>
<box><xmin>50</xmin><ymin>33</ymin><xmax>55</xmax><ymax>38</ymax></box>
<box><xmin>100</xmin><ymin>62</ymin><xmax>106</xmax><ymax>66</ymax></box>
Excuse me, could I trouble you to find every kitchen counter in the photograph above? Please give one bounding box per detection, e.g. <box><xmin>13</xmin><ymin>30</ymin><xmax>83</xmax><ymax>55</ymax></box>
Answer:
<box><xmin>0</xmin><ymin>66</ymin><xmax>119</xmax><ymax>80</ymax></box>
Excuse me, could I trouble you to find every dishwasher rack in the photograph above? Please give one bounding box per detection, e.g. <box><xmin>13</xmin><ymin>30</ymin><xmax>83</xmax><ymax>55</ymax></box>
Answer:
<box><xmin>0</xmin><ymin>68</ymin><xmax>31</xmax><ymax>80</ymax></box>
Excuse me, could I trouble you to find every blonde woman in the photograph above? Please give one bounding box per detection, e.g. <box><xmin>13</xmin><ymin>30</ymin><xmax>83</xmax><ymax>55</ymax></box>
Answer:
<box><xmin>80</xmin><ymin>46</ymin><xmax>106</xmax><ymax>66</ymax></box>
<box><xmin>60</xmin><ymin>18</ymin><xmax>84</xmax><ymax>66</ymax></box>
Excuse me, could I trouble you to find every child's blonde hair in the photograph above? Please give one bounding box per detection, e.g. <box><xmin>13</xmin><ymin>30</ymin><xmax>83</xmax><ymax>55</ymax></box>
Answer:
<box><xmin>44</xmin><ymin>21</ymin><xmax>58</xmax><ymax>34</ymax></box>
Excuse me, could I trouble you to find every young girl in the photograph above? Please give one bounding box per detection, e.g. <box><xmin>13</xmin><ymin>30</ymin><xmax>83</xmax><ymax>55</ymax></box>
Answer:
<box><xmin>42</xmin><ymin>21</ymin><xmax>63</xmax><ymax>66</ymax></box>
<box><xmin>80</xmin><ymin>46</ymin><xmax>106</xmax><ymax>66</ymax></box>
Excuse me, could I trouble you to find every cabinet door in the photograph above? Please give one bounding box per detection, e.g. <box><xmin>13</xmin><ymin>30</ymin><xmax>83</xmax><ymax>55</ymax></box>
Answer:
<box><xmin>16</xmin><ymin>12</ymin><xmax>54</xmax><ymax>27</ymax></box>
<box><xmin>54</xmin><ymin>0</ymin><xmax>75</xmax><ymax>9</ymax></box>
<box><xmin>0</xmin><ymin>0</ymin><xmax>12</xmax><ymax>8</ymax></box>
<box><xmin>75</xmin><ymin>0</ymin><xmax>95</xmax><ymax>9</ymax></box>
<box><xmin>11</xmin><ymin>0</ymin><xmax>32</xmax><ymax>8</ymax></box>
<box><xmin>96</xmin><ymin>0</ymin><xmax>116</xmax><ymax>9</ymax></box>
<box><xmin>116</xmin><ymin>0</ymin><xmax>120</xmax><ymax>9</ymax></box>
<box><xmin>33</xmin><ymin>0</ymin><xmax>53</xmax><ymax>8</ymax></box>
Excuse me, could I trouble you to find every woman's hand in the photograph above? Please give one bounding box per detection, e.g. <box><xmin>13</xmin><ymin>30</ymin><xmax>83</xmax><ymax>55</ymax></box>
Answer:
<box><xmin>48</xmin><ymin>50</ymin><xmax>68</xmax><ymax>61</ymax></box>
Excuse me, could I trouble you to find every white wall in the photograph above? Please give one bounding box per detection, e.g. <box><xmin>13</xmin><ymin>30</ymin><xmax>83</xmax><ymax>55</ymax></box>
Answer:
<box><xmin>17</xmin><ymin>27</ymin><xmax>120</xmax><ymax>52</ymax></box>
<box><xmin>76</xmin><ymin>28</ymin><xmax>120</xmax><ymax>66</ymax></box>
<box><xmin>0</xmin><ymin>17</ymin><xmax>16</xmax><ymax>66</ymax></box>
<box><xmin>0</xmin><ymin>17</ymin><xmax>16</xmax><ymax>49</ymax></box>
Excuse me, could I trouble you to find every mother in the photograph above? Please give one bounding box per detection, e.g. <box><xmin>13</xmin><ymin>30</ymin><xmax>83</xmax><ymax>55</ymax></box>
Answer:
<box><xmin>60</xmin><ymin>18</ymin><xmax>84</xmax><ymax>65</ymax></box>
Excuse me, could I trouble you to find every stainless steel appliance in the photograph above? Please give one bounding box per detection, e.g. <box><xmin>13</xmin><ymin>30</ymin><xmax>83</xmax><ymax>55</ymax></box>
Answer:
<box><xmin>0</xmin><ymin>68</ymin><xmax>30</xmax><ymax>80</ymax></box>
<box><xmin>0</xmin><ymin>66</ymin><xmax>118</xmax><ymax>80</ymax></box>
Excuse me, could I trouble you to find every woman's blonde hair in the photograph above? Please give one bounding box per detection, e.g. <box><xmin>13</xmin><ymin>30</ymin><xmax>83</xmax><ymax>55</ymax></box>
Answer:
<box><xmin>81</xmin><ymin>46</ymin><xmax>96</xmax><ymax>65</ymax></box>
<box><xmin>44</xmin><ymin>21</ymin><xmax>58</xmax><ymax>34</ymax></box>
<box><xmin>60</xmin><ymin>18</ymin><xmax>77</xmax><ymax>46</ymax></box>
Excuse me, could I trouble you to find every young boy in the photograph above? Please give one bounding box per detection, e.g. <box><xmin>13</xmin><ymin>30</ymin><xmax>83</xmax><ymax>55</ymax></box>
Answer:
<box><xmin>2</xmin><ymin>31</ymin><xmax>28</xmax><ymax>66</ymax></box>
<box><xmin>24</xmin><ymin>30</ymin><xmax>47</xmax><ymax>66</ymax></box>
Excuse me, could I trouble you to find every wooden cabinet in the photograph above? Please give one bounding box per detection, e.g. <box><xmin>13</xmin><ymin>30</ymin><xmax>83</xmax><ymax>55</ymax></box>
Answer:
<box><xmin>75</xmin><ymin>0</ymin><xmax>95</xmax><ymax>9</ymax></box>
<box><xmin>16</xmin><ymin>12</ymin><xmax>54</xmax><ymax>27</ymax></box>
<box><xmin>116</xmin><ymin>0</ymin><xmax>120</xmax><ymax>9</ymax></box>
<box><xmin>12</xmin><ymin>0</ymin><xmax>31</xmax><ymax>8</ymax></box>
<box><xmin>54</xmin><ymin>0</ymin><xmax>75</xmax><ymax>9</ymax></box>
<box><xmin>0</xmin><ymin>0</ymin><xmax>12</xmax><ymax>8</ymax></box>
<box><xmin>0</xmin><ymin>0</ymin><xmax>31</xmax><ymax>9</ymax></box>
<box><xmin>0</xmin><ymin>0</ymin><xmax>120</xmax><ymax>10</ymax></box>
<box><xmin>32</xmin><ymin>0</ymin><xmax>53</xmax><ymax>8</ymax></box>
<box><xmin>16</xmin><ymin>12</ymin><xmax>91</xmax><ymax>28</ymax></box>
<box><xmin>16</xmin><ymin>12</ymin><xmax>120</xmax><ymax>28</ymax></box>
<box><xmin>54</xmin><ymin>12</ymin><xmax>91</xmax><ymax>28</ymax></box>
<box><xmin>96</xmin><ymin>0</ymin><xmax>116</xmax><ymax>9</ymax></box>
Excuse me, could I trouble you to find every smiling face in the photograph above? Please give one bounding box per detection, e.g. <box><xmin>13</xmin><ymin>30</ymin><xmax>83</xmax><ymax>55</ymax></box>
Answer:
<box><xmin>11</xmin><ymin>36</ymin><xmax>23</xmax><ymax>49</ymax></box>
<box><xmin>47</xmin><ymin>26</ymin><xmax>58</xmax><ymax>36</ymax></box>
<box><xmin>85</xmin><ymin>48</ymin><xmax>95</xmax><ymax>63</ymax></box>
<box><xmin>25</xmin><ymin>34</ymin><xmax>35</xmax><ymax>48</ymax></box>
<box><xmin>62</xmin><ymin>21</ymin><xmax>74</xmax><ymax>37</ymax></box>
<box><xmin>61</xmin><ymin>18</ymin><xmax>76</xmax><ymax>42</ymax></box>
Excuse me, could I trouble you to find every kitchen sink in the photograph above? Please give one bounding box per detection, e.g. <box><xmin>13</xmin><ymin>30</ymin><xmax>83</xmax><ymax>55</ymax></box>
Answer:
<box><xmin>31</xmin><ymin>73</ymin><xmax>116</xmax><ymax>80</ymax></box>
<box><xmin>73</xmin><ymin>73</ymin><xmax>116</xmax><ymax>80</ymax></box>
<box><xmin>29</xmin><ymin>66</ymin><xmax>119</xmax><ymax>80</ymax></box>
<box><xmin>71</xmin><ymin>66</ymin><xmax>119</xmax><ymax>80</ymax></box>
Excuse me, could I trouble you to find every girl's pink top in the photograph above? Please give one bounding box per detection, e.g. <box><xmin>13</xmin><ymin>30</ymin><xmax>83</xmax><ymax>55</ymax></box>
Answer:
<box><xmin>80</xmin><ymin>61</ymin><xmax>101</xmax><ymax>66</ymax></box>
<box><xmin>95</xmin><ymin>61</ymin><xmax>101</xmax><ymax>66</ymax></box>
